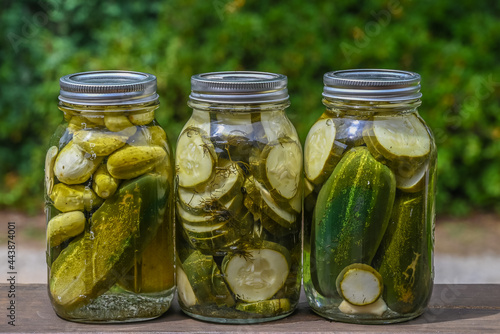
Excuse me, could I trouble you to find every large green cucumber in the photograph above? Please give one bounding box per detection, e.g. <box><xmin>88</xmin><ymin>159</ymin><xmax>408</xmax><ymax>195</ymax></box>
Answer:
<box><xmin>372</xmin><ymin>191</ymin><xmax>432</xmax><ymax>314</ymax></box>
<box><xmin>49</xmin><ymin>174</ymin><xmax>162</xmax><ymax>311</ymax></box>
<box><xmin>312</xmin><ymin>147</ymin><xmax>396</xmax><ymax>297</ymax></box>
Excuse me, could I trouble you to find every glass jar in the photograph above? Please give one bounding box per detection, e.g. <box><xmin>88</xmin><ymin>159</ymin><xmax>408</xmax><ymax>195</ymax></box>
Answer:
<box><xmin>303</xmin><ymin>69</ymin><xmax>436</xmax><ymax>324</ymax></box>
<box><xmin>45</xmin><ymin>71</ymin><xmax>175</xmax><ymax>322</ymax></box>
<box><xmin>175</xmin><ymin>71</ymin><xmax>302</xmax><ymax>323</ymax></box>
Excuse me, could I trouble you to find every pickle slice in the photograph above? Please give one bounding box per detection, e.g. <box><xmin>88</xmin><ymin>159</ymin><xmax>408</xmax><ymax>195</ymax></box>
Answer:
<box><xmin>369</xmin><ymin>114</ymin><xmax>430</xmax><ymax>159</ymax></box>
<box><xmin>251</xmin><ymin>138</ymin><xmax>302</xmax><ymax>201</ymax></box>
<box><xmin>260</xmin><ymin>111</ymin><xmax>297</xmax><ymax>143</ymax></box>
<box><xmin>258</xmin><ymin>182</ymin><xmax>296</xmax><ymax>227</ymax></box>
<box><xmin>176</xmin><ymin>127</ymin><xmax>216</xmax><ymax>188</ymax></box>
<box><xmin>183</xmin><ymin>108</ymin><xmax>211</xmax><ymax>134</ymax></box>
<box><xmin>211</xmin><ymin>260</ymin><xmax>236</xmax><ymax>307</ymax></box>
<box><xmin>364</xmin><ymin>114</ymin><xmax>431</xmax><ymax>180</ymax></box>
<box><xmin>181</xmin><ymin>251</ymin><xmax>215</xmax><ymax>305</ymax></box>
<box><xmin>396</xmin><ymin>161</ymin><xmax>428</xmax><ymax>192</ymax></box>
<box><xmin>244</xmin><ymin>176</ymin><xmax>297</xmax><ymax>229</ymax></box>
<box><xmin>222</xmin><ymin>242</ymin><xmax>290</xmax><ymax>302</ymax></box>
<box><xmin>236</xmin><ymin>298</ymin><xmax>291</xmax><ymax>316</ymax></box>
<box><xmin>304</xmin><ymin>118</ymin><xmax>343</xmax><ymax>185</ymax></box>
<box><xmin>177</xmin><ymin>160</ymin><xmax>244</xmax><ymax>214</ymax></box>
<box><xmin>336</xmin><ymin>263</ymin><xmax>383</xmax><ymax>306</ymax></box>
<box><xmin>180</xmin><ymin>251</ymin><xmax>234</xmax><ymax>306</ymax></box>
<box><xmin>177</xmin><ymin>265</ymin><xmax>197</xmax><ymax>307</ymax></box>
<box><xmin>261</xmin><ymin>214</ymin><xmax>296</xmax><ymax>237</ymax></box>
<box><xmin>183</xmin><ymin>210</ymin><xmax>253</xmax><ymax>252</ymax></box>
<box><xmin>211</xmin><ymin>112</ymin><xmax>255</xmax><ymax>162</ymax></box>
<box><xmin>177</xmin><ymin>193</ymin><xmax>243</xmax><ymax>227</ymax></box>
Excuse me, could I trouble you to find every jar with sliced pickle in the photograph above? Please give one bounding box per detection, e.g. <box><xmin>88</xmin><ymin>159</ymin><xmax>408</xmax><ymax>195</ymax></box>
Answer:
<box><xmin>175</xmin><ymin>71</ymin><xmax>302</xmax><ymax>323</ymax></box>
<box><xmin>303</xmin><ymin>69</ymin><xmax>436</xmax><ymax>324</ymax></box>
<box><xmin>45</xmin><ymin>71</ymin><xmax>175</xmax><ymax>322</ymax></box>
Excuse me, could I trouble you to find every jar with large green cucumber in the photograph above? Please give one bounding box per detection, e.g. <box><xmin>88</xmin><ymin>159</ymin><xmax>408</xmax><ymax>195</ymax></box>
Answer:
<box><xmin>303</xmin><ymin>69</ymin><xmax>436</xmax><ymax>324</ymax></box>
<box><xmin>45</xmin><ymin>71</ymin><xmax>175</xmax><ymax>322</ymax></box>
<box><xmin>175</xmin><ymin>72</ymin><xmax>302</xmax><ymax>323</ymax></box>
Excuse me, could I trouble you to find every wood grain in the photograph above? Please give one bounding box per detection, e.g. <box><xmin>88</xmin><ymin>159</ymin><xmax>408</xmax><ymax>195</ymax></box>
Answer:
<box><xmin>1</xmin><ymin>284</ymin><xmax>499</xmax><ymax>333</ymax></box>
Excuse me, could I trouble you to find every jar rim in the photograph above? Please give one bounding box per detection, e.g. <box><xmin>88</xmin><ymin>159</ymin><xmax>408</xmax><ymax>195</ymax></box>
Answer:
<box><xmin>189</xmin><ymin>71</ymin><xmax>289</xmax><ymax>104</ymax></box>
<box><xmin>59</xmin><ymin>70</ymin><xmax>159</xmax><ymax>106</ymax></box>
<box><xmin>323</xmin><ymin>69</ymin><xmax>422</xmax><ymax>102</ymax></box>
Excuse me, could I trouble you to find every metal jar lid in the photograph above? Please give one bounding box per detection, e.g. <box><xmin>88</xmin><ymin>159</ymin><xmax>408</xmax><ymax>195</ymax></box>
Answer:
<box><xmin>59</xmin><ymin>70</ymin><xmax>158</xmax><ymax>105</ymax></box>
<box><xmin>323</xmin><ymin>69</ymin><xmax>422</xmax><ymax>102</ymax></box>
<box><xmin>189</xmin><ymin>71</ymin><xmax>289</xmax><ymax>104</ymax></box>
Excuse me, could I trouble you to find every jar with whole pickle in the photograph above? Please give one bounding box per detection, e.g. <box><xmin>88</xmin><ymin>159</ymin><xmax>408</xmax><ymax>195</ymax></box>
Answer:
<box><xmin>45</xmin><ymin>71</ymin><xmax>175</xmax><ymax>322</ymax></box>
<box><xmin>303</xmin><ymin>69</ymin><xmax>436</xmax><ymax>324</ymax></box>
<box><xmin>175</xmin><ymin>71</ymin><xmax>302</xmax><ymax>323</ymax></box>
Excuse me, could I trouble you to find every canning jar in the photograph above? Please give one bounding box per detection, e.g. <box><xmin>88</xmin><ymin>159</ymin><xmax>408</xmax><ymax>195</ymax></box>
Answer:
<box><xmin>175</xmin><ymin>71</ymin><xmax>302</xmax><ymax>323</ymax></box>
<box><xmin>303</xmin><ymin>69</ymin><xmax>436</xmax><ymax>324</ymax></box>
<box><xmin>45</xmin><ymin>71</ymin><xmax>175</xmax><ymax>322</ymax></box>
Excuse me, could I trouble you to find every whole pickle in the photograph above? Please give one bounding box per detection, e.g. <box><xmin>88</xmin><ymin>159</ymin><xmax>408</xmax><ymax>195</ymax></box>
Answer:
<box><xmin>53</xmin><ymin>141</ymin><xmax>103</xmax><ymax>185</ymax></box>
<box><xmin>104</xmin><ymin>115</ymin><xmax>135</xmax><ymax>132</ymax></box>
<box><xmin>50</xmin><ymin>183</ymin><xmax>103</xmax><ymax>212</ymax></box>
<box><xmin>92</xmin><ymin>164</ymin><xmax>120</xmax><ymax>199</ymax></box>
<box><xmin>47</xmin><ymin>211</ymin><xmax>86</xmax><ymax>247</ymax></box>
<box><xmin>67</xmin><ymin>116</ymin><xmax>88</xmax><ymax>133</ymax></box>
<box><xmin>107</xmin><ymin>145</ymin><xmax>166</xmax><ymax>179</ymax></box>
<box><xmin>128</xmin><ymin>125</ymin><xmax>167</xmax><ymax>148</ymax></box>
<box><xmin>129</xmin><ymin>110</ymin><xmax>155</xmax><ymax>126</ymax></box>
<box><xmin>45</xmin><ymin>146</ymin><xmax>58</xmax><ymax>196</ymax></box>
<box><xmin>73</xmin><ymin>129</ymin><xmax>128</xmax><ymax>156</ymax></box>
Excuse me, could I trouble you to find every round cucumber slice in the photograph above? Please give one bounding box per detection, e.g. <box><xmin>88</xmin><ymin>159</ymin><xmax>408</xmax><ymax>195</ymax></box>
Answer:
<box><xmin>183</xmin><ymin>210</ymin><xmax>253</xmax><ymax>253</ymax></box>
<box><xmin>364</xmin><ymin>114</ymin><xmax>431</xmax><ymax>181</ymax></box>
<box><xmin>223</xmin><ymin>246</ymin><xmax>290</xmax><ymax>302</ymax></box>
<box><xmin>177</xmin><ymin>265</ymin><xmax>197</xmax><ymax>307</ymax></box>
<box><xmin>260</xmin><ymin>110</ymin><xmax>297</xmax><ymax>143</ymax></box>
<box><xmin>177</xmin><ymin>193</ymin><xmax>243</xmax><ymax>227</ymax></box>
<box><xmin>177</xmin><ymin>203</ymin><xmax>215</xmax><ymax>225</ymax></box>
<box><xmin>211</xmin><ymin>112</ymin><xmax>255</xmax><ymax>163</ymax></box>
<box><xmin>304</xmin><ymin>178</ymin><xmax>315</xmax><ymax>198</ymax></box>
<box><xmin>287</xmin><ymin>189</ymin><xmax>302</xmax><ymax>214</ymax></box>
<box><xmin>183</xmin><ymin>109</ymin><xmax>211</xmax><ymax>134</ymax></box>
<box><xmin>211</xmin><ymin>261</ymin><xmax>236</xmax><ymax>307</ymax></box>
<box><xmin>264</xmin><ymin>140</ymin><xmax>302</xmax><ymax>200</ymax></box>
<box><xmin>257</xmin><ymin>181</ymin><xmax>296</xmax><ymax>227</ymax></box>
<box><xmin>182</xmin><ymin>220</ymin><xmax>227</xmax><ymax>236</ymax></box>
<box><xmin>371</xmin><ymin>114</ymin><xmax>430</xmax><ymax>159</ymax></box>
<box><xmin>177</xmin><ymin>160</ymin><xmax>244</xmax><ymax>214</ymax></box>
<box><xmin>336</xmin><ymin>263</ymin><xmax>383</xmax><ymax>306</ymax></box>
<box><xmin>235</xmin><ymin>298</ymin><xmax>291</xmax><ymax>316</ymax></box>
<box><xmin>176</xmin><ymin>127</ymin><xmax>216</xmax><ymax>188</ymax></box>
<box><xmin>304</xmin><ymin>118</ymin><xmax>342</xmax><ymax>185</ymax></box>
<box><xmin>396</xmin><ymin>161</ymin><xmax>428</xmax><ymax>192</ymax></box>
<box><xmin>261</xmin><ymin>214</ymin><xmax>296</xmax><ymax>237</ymax></box>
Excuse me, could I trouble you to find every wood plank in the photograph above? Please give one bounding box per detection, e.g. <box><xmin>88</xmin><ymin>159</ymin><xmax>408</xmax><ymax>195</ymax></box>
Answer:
<box><xmin>1</xmin><ymin>284</ymin><xmax>499</xmax><ymax>333</ymax></box>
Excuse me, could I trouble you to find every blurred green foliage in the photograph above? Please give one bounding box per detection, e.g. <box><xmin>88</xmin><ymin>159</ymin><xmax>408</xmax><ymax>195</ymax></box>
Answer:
<box><xmin>1</xmin><ymin>0</ymin><xmax>499</xmax><ymax>215</ymax></box>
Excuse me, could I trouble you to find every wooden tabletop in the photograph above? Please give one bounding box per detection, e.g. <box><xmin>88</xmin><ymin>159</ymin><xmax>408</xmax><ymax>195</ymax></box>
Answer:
<box><xmin>1</xmin><ymin>284</ymin><xmax>499</xmax><ymax>333</ymax></box>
